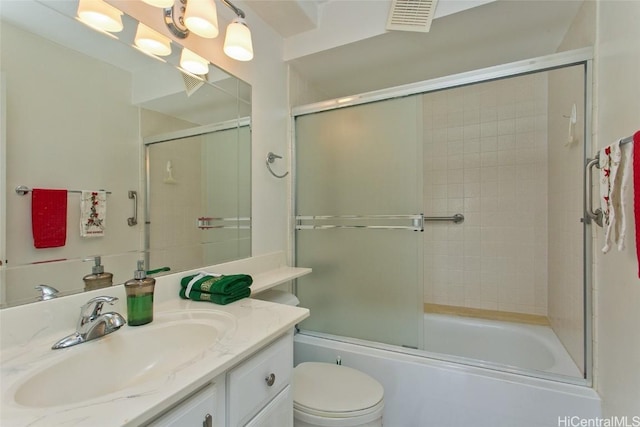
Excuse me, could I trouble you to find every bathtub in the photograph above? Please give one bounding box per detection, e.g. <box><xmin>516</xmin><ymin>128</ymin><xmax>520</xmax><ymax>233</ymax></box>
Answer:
<box><xmin>422</xmin><ymin>313</ymin><xmax>582</xmax><ymax>377</ymax></box>
<box><xmin>294</xmin><ymin>332</ymin><xmax>601</xmax><ymax>427</ymax></box>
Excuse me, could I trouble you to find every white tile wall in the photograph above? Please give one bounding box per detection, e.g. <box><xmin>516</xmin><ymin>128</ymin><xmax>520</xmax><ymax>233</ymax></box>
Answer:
<box><xmin>423</xmin><ymin>74</ymin><xmax>549</xmax><ymax>315</ymax></box>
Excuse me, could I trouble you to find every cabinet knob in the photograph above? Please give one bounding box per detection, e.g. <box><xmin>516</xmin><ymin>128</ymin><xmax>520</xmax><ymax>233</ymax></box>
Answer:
<box><xmin>265</xmin><ymin>373</ymin><xmax>276</xmax><ymax>386</ymax></box>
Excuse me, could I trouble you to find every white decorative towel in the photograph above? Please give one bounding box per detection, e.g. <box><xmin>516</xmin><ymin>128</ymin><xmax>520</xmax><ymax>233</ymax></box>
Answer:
<box><xmin>599</xmin><ymin>141</ymin><xmax>633</xmax><ymax>253</ymax></box>
<box><xmin>80</xmin><ymin>190</ymin><xmax>106</xmax><ymax>237</ymax></box>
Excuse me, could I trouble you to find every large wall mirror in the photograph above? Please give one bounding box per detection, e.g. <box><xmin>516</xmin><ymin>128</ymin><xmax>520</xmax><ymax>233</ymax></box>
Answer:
<box><xmin>0</xmin><ymin>0</ymin><xmax>252</xmax><ymax>308</ymax></box>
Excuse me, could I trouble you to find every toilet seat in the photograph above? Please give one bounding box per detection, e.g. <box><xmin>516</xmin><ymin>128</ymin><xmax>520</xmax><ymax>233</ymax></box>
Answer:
<box><xmin>293</xmin><ymin>362</ymin><xmax>384</xmax><ymax>423</ymax></box>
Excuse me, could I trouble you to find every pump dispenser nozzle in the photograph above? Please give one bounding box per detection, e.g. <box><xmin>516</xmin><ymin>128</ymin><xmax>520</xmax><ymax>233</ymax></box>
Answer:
<box><xmin>134</xmin><ymin>260</ymin><xmax>146</xmax><ymax>280</ymax></box>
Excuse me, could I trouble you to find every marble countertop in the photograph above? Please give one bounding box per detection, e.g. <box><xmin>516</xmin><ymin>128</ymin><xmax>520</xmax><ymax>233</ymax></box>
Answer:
<box><xmin>1</xmin><ymin>297</ymin><xmax>309</xmax><ymax>426</ymax></box>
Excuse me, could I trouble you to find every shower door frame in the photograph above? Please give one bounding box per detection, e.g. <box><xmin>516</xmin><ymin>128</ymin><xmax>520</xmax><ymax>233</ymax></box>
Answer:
<box><xmin>291</xmin><ymin>47</ymin><xmax>594</xmax><ymax>387</ymax></box>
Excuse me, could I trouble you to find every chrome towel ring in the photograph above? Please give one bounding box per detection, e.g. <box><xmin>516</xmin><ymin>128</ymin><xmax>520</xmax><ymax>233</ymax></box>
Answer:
<box><xmin>266</xmin><ymin>152</ymin><xmax>289</xmax><ymax>178</ymax></box>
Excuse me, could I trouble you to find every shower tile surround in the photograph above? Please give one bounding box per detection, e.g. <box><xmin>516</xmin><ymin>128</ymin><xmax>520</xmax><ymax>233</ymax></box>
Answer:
<box><xmin>423</xmin><ymin>74</ymin><xmax>549</xmax><ymax>316</ymax></box>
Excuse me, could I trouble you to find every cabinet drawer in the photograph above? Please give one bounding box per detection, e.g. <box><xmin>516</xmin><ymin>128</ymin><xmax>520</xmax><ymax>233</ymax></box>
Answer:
<box><xmin>245</xmin><ymin>385</ymin><xmax>293</xmax><ymax>427</ymax></box>
<box><xmin>147</xmin><ymin>382</ymin><xmax>219</xmax><ymax>427</ymax></box>
<box><xmin>227</xmin><ymin>333</ymin><xmax>293</xmax><ymax>426</ymax></box>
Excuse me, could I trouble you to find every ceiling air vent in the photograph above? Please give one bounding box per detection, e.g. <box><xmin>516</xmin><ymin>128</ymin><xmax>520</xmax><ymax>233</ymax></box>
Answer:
<box><xmin>181</xmin><ymin>71</ymin><xmax>205</xmax><ymax>97</ymax></box>
<box><xmin>386</xmin><ymin>0</ymin><xmax>439</xmax><ymax>33</ymax></box>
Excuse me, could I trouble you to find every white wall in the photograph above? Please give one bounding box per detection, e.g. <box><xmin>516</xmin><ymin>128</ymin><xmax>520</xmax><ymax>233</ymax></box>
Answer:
<box><xmin>593</xmin><ymin>0</ymin><xmax>640</xmax><ymax>417</ymax></box>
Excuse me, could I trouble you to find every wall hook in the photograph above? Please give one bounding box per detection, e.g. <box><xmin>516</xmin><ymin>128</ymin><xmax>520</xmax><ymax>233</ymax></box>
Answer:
<box><xmin>163</xmin><ymin>160</ymin><xmax>177</xmax><ymax>184</ymax></box>
<box><xmin>266</xmin><ymin>152</ymin><xmax>289</xmax><ymax>178</ymax></box>
<box><xmin>564</xmin><ymin>103</ymin><xmax>578</xmax><ymax>146</ymax></box>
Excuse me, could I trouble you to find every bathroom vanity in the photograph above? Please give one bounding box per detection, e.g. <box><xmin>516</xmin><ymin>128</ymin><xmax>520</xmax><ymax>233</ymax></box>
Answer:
<box><xmin>0</xmin><ymin>253</ymin><xmax>310</xmax><ymax>426</ymax></box>
<box><xmin>149</xmin><ymin>332</ymin><xmax>294</xmax><ymax>426</ymax></box>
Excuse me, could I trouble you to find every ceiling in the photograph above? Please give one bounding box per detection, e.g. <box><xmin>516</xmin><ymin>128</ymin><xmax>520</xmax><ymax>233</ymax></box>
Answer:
<box><xmin>1</xmin><ymin>0</ymin><xmax>586</xmax><ymax>105</ymax></box>
<box><xmin>244</xmin><ymin>0</ymin><xmax>585</xmax><ymax>102</ymax></box>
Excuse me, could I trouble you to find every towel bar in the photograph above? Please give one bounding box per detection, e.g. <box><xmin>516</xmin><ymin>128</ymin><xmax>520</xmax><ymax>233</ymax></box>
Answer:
<box><xmin>295</xmin><ymin>214</ymin><xmax>425</xmax><ymax>231</ymax></box>
<box><xmin>296</xmin><ymin>214</ymin><xmax>464</xmax><ymax>230</ymax></box>
<box><xmin>15</xmin><ymin>185</ymin><xmax>111</xmax><ymax>195</ymax></box>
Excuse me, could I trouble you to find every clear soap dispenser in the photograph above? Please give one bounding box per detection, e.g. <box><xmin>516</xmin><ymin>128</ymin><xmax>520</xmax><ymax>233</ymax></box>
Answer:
<box><xmin>83</xmin><ymin>256</ymin><xmax>113</xmax><ymax>291</ymax></box>
<box><xmin>124</xmin><ymin>260</ymin><xmax>155</xmax><ymax>326</ymax></box>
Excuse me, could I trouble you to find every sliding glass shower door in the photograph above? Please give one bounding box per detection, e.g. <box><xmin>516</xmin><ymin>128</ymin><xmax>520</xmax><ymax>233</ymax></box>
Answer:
<box><xmin>295</xmin><ymin>96</ymin><xmax>424</xmax><ymax>349</ymax></box>
<box><xmin>294</xmin><ymin>52</ymin><xmax>592</xmax><ymax>382</ymax></box>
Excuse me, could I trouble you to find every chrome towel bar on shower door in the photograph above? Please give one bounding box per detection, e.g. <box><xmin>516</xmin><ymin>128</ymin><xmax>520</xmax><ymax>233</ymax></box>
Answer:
<box><xmin>296</xmin><ymin>214</ymin><xmax>424</xmax><ymax>231</ymax></box>
<box><xmin>295</xmin><ymin>214</ymin><xmax>464</xmax><ymax>231</ymax></box>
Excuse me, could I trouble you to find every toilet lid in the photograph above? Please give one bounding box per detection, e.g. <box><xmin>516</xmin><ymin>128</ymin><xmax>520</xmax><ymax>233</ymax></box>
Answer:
<box><xmin>293</xmin><ymin>362</ymin><xmax>384</xmax><ymax>417</ymax></box>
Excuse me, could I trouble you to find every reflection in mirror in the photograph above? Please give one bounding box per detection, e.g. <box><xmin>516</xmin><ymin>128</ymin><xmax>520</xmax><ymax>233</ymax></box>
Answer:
<box><xmin>0</xmin><ymin>1</ymin><xmax>251</xmax><ymax>308</ymax></box>
<box><xmin>145</xmin><ymin>121</ymin><xmax>251</xmax><ymax>273</ymax></box>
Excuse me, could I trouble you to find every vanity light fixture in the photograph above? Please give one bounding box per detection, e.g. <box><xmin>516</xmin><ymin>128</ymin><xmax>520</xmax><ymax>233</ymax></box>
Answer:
<box><xmin>159</xmin><ymin>0</ymin><xmax>253</xmax><ymax>61</ymax></box>
<box><xmin>184</xmin><ymin>0</ymin><xmax>219</xmax><ymax>38</ymax></box>
<box><xmin>180</xmin><ymin>47</ymin><xmax>209</xmax><ymax>75</ymax></box>
<box><xmin>134</xmin><ymin>22</ymin><xmax>172</xmax><ymax>56</ymax></box>
<box><xmin>223</xmin><ymin>16</ymin><xmax>253</xmax><ymax>61</ymax></box>
<box><xmin>76</xmin><ymin>0</ymin><xmax>124</xmax><ymax>33</ymax></box>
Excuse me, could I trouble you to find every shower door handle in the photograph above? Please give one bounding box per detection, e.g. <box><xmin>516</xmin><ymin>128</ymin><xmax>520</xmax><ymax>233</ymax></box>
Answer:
<box><xmin>584</xmin><ymin>157</ymin><xmax>603</xmax><ymax>227</ymax></box>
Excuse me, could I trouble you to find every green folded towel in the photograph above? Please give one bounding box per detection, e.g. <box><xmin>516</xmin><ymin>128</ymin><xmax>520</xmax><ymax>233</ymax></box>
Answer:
<box><xmin>179</xmin><ymin>287</ymin><xmax>251</xmax><ymax>305</ymax></box>
<box><xmin>180</xmin><ymin>273</ymin><xmax>253</xmax><ymax>295</ymax></box>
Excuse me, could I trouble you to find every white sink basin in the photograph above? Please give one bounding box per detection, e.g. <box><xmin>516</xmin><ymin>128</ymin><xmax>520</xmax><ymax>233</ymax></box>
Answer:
<box><xmin>13</xmin><ymin>310</ymin><xmax>235</xmax><ymax>408</ymax></box>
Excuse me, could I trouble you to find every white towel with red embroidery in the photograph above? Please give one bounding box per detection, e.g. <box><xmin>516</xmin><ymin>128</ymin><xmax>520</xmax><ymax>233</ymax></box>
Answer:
<box><xmin>80</xmin><ymin>190</ymin><xmax>106</xmax><ymax>237</ymax></box>
<box><xmin>599</xmin><ymin>140</ymin><xmax>633</xmax><ymax>253</ymax></box>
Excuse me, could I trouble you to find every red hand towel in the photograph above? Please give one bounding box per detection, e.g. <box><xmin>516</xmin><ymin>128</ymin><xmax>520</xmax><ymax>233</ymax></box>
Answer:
<box><xmin>32</xmin><ymin>189</ymin><xmax>68</xmax><ymax>249</ymax></box>
<box><xmin>633</xmin><ymin>131</ymin><xmax>640</xmax><ymax>277</ymax></box>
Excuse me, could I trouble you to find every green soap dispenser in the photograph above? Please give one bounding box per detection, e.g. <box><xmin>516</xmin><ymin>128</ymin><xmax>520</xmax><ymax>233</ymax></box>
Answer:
<box><xmin>83</xmin><ymin>256</ymin><xmax>113</xmax><ymax>291</ymax></box>
<box><xmin>125</xmin><ymin>260</ymin><xmax>155</xmax><ymax>326</ymax></box>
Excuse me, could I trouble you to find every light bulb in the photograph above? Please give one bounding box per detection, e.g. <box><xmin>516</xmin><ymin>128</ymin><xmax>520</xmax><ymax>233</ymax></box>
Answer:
<box><xmin>77</xmin><ymin>0</ymin><xmax>123</xmax><ymax>33</ymax></box>
<box><xmin>134</xmin><ymin>23</ymin><xmax>172</xmax><ymax>56</ymax></box>
<box><xmin>184</xmin><ymin>0</ymin><xmax>219</xmax><ymax>38</ymax></box>
<box><xmin>180</xmin><ymin>48</ymin><xmax>209</xmax><ymax>75</ymax></box>
<box><xmin>223</xmin><ymin>18</ymin><xmax>253</xmax><ymax>61</ymax></box>
<box><xmin>141</xmin><ymin>0</ymin><xmax>175</xmax><ymax>7</ymax></box>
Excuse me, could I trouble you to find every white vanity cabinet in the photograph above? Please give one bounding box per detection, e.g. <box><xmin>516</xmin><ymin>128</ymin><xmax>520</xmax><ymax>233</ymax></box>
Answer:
<box><xmin>146</xmin><ymin>381</ymin><xmax>224</xmax><ymax>427</ymax></box>
<box><xmin>227</xmin><ymin>332</ymin><xmax>294</xmax><ymax>426</ymax></box>
<box><xmin>145</xmin><ymin>331</ymin><xmax>294</xmax><ymax>427</ymax></box>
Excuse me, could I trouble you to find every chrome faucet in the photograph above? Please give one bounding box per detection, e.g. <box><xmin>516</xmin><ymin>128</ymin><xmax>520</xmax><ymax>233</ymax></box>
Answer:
<box><xmin>52</xmin><ymin>296</ymin><xmax>126</xmax><ymax>350</ymax></box>
<box><xmin>35</xmin><ymin>284</ymin><xmax>59</xmax><ymax>301</ymax></box>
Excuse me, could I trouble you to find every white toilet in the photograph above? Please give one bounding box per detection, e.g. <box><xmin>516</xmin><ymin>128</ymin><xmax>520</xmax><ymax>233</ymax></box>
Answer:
<box><xmin>293</xmin><ymin>362</ymin><xmax>384</xmax><ymax>427</ymax></box>
<box><xmin>254</xmin><ymin>290</ymin><xmax>385</xmax><ymax>427</ymax></box>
